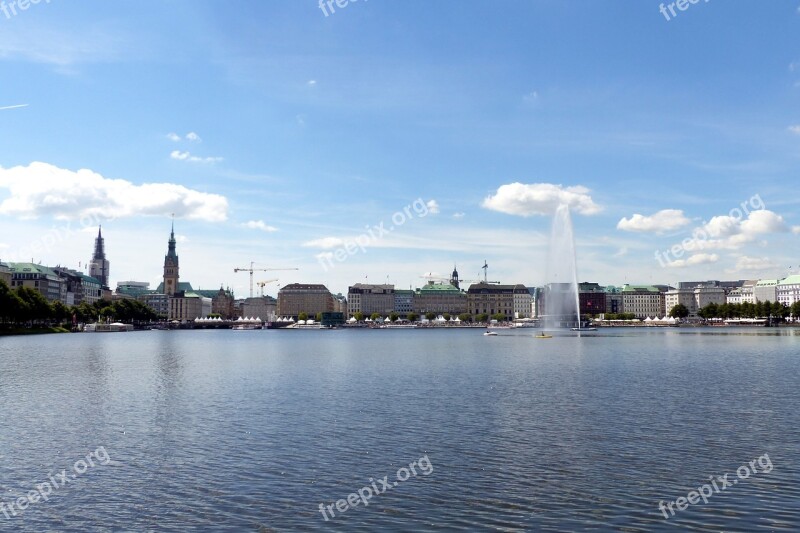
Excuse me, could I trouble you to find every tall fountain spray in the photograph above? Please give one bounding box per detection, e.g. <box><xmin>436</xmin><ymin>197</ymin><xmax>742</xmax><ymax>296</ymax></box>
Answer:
<box><xmin>543</xmin><ymin>204</ymin><xmax>581</xmax><ymax>330</ymax></box>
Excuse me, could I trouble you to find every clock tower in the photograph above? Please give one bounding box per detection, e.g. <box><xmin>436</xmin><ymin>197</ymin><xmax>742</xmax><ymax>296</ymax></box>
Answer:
<box><xmin>163</xmin><ymin>220</ymin><xmax>180</xmax><ymax>296</ymax></box>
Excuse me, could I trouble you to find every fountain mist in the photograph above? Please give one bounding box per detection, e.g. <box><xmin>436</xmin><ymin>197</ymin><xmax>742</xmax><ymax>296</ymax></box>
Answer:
<box><xmin>543</xmin><ymin>204</ymin><xmax>581</xmax><ymax>329</ymax></box>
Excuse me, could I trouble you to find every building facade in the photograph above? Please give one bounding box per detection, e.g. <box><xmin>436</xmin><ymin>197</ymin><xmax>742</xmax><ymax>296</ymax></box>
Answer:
<box><xmin>414</xmin><ymin>282</ymin><xmax>467</xmax><ymax>315</ymax></box>
<box><xmin>347</xmin><ymin>284</ymin><xmax>395</xmax><ymax>317</ymax></box>
<box><xmin>754</xmin><ymin>279</ymin><xmax>778</xmax><ymax>303</ymax></box>
<box><xmin>277</xmin><ymin>283</ymin><xmax>334</xmax><ymax>319</ymax></box>
<box><xmin>621</xmin><ymin>285</ymin><xmax>665</xmax><ymax>319</ymax></box>
<box><xmin>394</xmin><ymin>289</ymin><xmax>414</xmax><ymax>316</ymax></box>
<box><xmin>467</xmin><ymin>283</ymin><xmax>523</xmax><ymax>320</ymax></box>
<box><xmin>168</xmin><ymin>292</ymin><xmax>212</xmax><ymax>321</ymax></box>
<box><xmin>513</xmin><ymin>286</ymin><xmax>533</xmax><ymax>318</ymax></box>
<box><xmin>578</xmin><ymin>282</ymin><xmax>607</xmax><ymax>316</ymax></box>
<box><xmin>0</xmin><ymin>261</ymin><xmax>11</xmax><ymax>286</ymax></box>
<box><xmin>8</xmin><ymin>263</ymin><xmax>66</xmax><ymax>303</ymax></box>
<box><xmin>777</xmin><ymin>275</ymin><xmax>800</xmax><ymax>307</ymax></box>
<box><xmin>665</xmin><ymin>286</ymin><xmax>726</xmax><ymax>318</ymax></box>
<box><xmin>240</xmin><ymin>296</ymin><xmax>277</xmax><ymax>320</ymax></box>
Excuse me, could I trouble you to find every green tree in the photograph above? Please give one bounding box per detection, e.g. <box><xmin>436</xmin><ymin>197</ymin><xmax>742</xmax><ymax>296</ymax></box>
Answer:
<box><xmin>406</xmin><ymin>312</ymin><xmax>418</xmax><ymax>322</ymax></box>
<box><xmin>353</xmin><ymin>311</ymin><xmax>364</xmax><ymax>322</ymax></box>
<box><xmin>389</xmin><ymin>312</ymin><xmax>399</xmax><ymax>322</ymax></box>
<box><xmin>791</xmin><ymin>301</ymin><xmax>800</xmax><ymax>321</ymax></box>
<box><xmin>16</xmin><ymin>287</ymin><xmax>53</xmax><ymax>323</ymax></box>
<box><xmin>458</xmin><ymin>313</ymin><xmax>472</xmax><ymax>323</ymax></box>
<box><xmin>669</xmin><ymin>304</ymin><xmax>690</xmax><ymax>319</ymax></box>
<box><xmin>443</xmin><ymin>313</ymin><xmax>451</xmax><ymax>321</ymax></box>
<box><xmin>316</xmin><ymin>312</ymin><xmax>323</xmax><ymax>322</ymax></box>
<box><xmin>298</xmin><ymin>312</ymin><xmax>308</xmax><ymax>321</ymax></box>
<box><xmin>370</xmin><ymin>312</ymin><xmax>382</xmax><ymax>321</ymax></box>
<box><xmin>52</xmin><ymin>301</ymin><xmax>70</xmax><ymax>322</ymax></box>
<box><xmin>424</xmin><ymin>312</ymin><xmax>436</xmax><ymax>321</ymax></box>
<box><xmin>491</xmin><ymin>313</ymin><xmax>506</xmax><ymax>322</ymax></box>
<box><xmin>475</xmin><ymin>313</ymin><xmax>489</xmax><ymax>323</ymax></box>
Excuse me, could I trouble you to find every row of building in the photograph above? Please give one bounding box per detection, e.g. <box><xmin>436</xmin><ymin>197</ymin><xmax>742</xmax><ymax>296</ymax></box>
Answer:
<box><xmin>3</xmin><ymin>224</ymin><xmax>799</xmax><ymax>322</ymax></box>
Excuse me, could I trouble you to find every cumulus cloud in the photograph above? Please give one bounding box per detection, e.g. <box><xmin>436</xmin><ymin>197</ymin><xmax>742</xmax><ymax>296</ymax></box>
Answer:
<box><xmin>170</xmin><ymin>150</ymin><xmax>222</xmax><ymax>163</ymax></box>
<box><xmin>185</xmin><ymin>132</ymin><xmax>201</xmax><ymax>142</ymax></box>
<box><xmin>482</xmin><ymin>182</ymin><xmax>601</xmax><ymax>217</ymax></box>
<box><xmin>793</xmin><ymin>226</ymin><xmax>800</xmax><ymax>234</ymax></box>
<box><xmin>166</xmin><ymin>132</ymin><xmax>181</xmax><ymax>142</ymax></box>
<box><xmin>426</xmin><ymin>200</ymin><xmax>440</xmax><ymax>214</ymax></box>
<box><xmin>678</xmin><ymin>210</ymin><xmax>790</xmax><ymax>252</ymax></box>
<box><xmin>731</xmin><ymin>255</ymin><xmax>779</xmax><ymax>272</ymax></box>
<box><xmin>243</xmin><ymin>220</ymin><xmax>277</xmax><ymax>232</ymax></box>
<box><xmin>0</xmin><ymin>162</ymin><xmax>228</xmax><ymax>222</ymax></box>
<box><xmin>452</xmin><ymin>212</ymin><xmax>465</xmax><ymax>219</ymax></box>
<box><xmin>303</xmin><ymin>237</ymin><xmax>345</xmax><ymax>249</ymax></box>
<box><xmin>789</xmin><ymin>125</ymin><xmax>800</xmax><ymax>135</ymax></box>
<box><xmin>617</xmin><ymin>209</ymin><xmax>691</xmax><ymax>234</ymax></box>
<box><xmin>665</xmin><ymin>253</ymin><xmax>719</xmax><ymax>268</ymax></box>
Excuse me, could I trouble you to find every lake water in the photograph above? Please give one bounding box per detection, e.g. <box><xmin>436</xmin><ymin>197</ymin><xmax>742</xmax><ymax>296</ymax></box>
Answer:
<box><xmin>0</xmin><ymin>328</ymin><xmax>798</xmax><ymax>531</ymax></box>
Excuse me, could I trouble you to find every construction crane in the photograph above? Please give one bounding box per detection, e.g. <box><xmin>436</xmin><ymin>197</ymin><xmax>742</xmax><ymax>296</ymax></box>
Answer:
<box><xmin>233</xmin><ymin>262</ymin><xmax>299</xmax><ymax>298</ymax></box>
<box><xmin>256</xmin><ymin>279</ymin><xmax>279</xmax><ymax>297</ymax></box>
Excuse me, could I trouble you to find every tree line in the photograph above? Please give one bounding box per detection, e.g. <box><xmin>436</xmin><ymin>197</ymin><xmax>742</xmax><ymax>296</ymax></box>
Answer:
<box><xmin>0</xmin><ymin>280</ymin><xmax>159</xmax><ymax>327</ymax></box>
<box><xmin>669</xmin><ymin>301</ymin><xmax>800</xmax><ymax>321</ymax></box>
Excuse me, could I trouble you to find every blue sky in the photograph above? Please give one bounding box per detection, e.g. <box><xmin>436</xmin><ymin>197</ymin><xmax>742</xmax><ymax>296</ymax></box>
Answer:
<box><xmin>1</xmin><ymin>0</ymin><xmax>799</xmax><ymax>297</ymax></box>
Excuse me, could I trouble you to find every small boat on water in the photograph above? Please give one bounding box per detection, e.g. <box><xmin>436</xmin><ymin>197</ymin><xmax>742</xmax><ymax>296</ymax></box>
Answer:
<box><xmin>534</xmin><ymin>332</ymin><xmax>553</xmax><ymax>339</ymax></box>
<box><xmin>483</xmin><ymin>331</ymin><xmax>498</xmax><ymax>336</ymax></box>
<box><xmin>84</xmin><ymin>322</ymin><xmax>134</xmax><ymax>333</ymax></box>
<box><xmin>571</xmin><ymin>327</ymin><xmax>598</xmax><ymax>331</ymax></box>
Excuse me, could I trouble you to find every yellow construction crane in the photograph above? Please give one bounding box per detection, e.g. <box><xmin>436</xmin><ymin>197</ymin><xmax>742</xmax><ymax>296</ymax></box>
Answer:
<box><xmin>233</xmin><ymin>262</ymin><xmax>298</xmax><ymax>298</ymax></box>
<box><xmin>256</xmin><ymin>279</ymin><xmax>279</xmax><ymax>297</ymax></box>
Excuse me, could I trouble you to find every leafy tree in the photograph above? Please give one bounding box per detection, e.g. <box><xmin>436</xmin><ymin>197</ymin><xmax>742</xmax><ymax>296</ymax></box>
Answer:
<box><xmin>316</xmin><ymin>312</ymin><xmax>323</xmax><ymax>322</ymax></box>
<box><xmin>52</xmin><ymin>301</ymin><xmax>70</xmax><ymax>322</ymax></box>
<box><xmin>475</xmin><ymin>313</ymin><xmax>489</xmax><ymax>323</ymax></box>
<box><xmin>791</xmin><ymin>301</ymin><xmax>800</xmax><ymax>320</ymax></box>
<box><xmin>424</xmin><ymin>312</ymin><xmax>436</xmax><ymax>321</ymax></box>
<box><xmin>353</xmin><ymin>311</ymin><xmax>364</xmax><ymax>322</ymax></box>
<box><xmin>491</xmin><ymin>313</ymin><xmax>506</xmax><ymax>322</ymax></box>
<box><xmin>443</xmin><ymin>313</ymin><xmax>451</xmax><ymax>321</ymax></box>
<box><xmin>298</xmin><ymin>312</ymin><xmax>308</xmax><ymax>321</ymax></box>
<box><xmin>370</xmin><ymin>312</ymin><xmax>382</xmax><ymax>321</ymax></box>
<box><xmin>16</xmin><ymin>287</ymin><xmax>53</xmax><ymax>322</ymax></box>
<box><xmin>669</xmin><ymin>304</ymin><xmax>689</xmax><ymax>319</ymax></box>
<box><xmin>458</xmin><ymin>313</ymin><xmax>472</xmax><ymax>323</ymax></box>
<box><xmin>389</xmin><ymin>312</ymin><xmax>399</xmax><ymax>322</ymax></box>
<box><xmin>406</xmin><ymin>312</ymin><xmax>418</xmax><ymax>322</ymax></box>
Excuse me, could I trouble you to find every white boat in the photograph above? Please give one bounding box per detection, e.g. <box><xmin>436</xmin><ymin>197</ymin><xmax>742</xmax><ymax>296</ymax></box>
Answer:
<box><xmin>483</xmin><ymin>331</ymin><xmax>498</xmax><ymax>336</ymax></box>
<box><xmin>232</xmin><ymin>324</ymin><xmax>261</xmax><ymax>330</ymax></box>
<box><xmin>84</xmin><ymin>322</ymin><xmax>134</xmax><ymax>332</ymax></box>
<box><xmin>571</xmin><ymin>327</ymin><xmax>598</xmax><ymax>331</ymax></box>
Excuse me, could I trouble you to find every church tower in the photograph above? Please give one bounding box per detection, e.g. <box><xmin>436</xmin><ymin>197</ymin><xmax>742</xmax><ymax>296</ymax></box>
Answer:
<box><xmin>163</xmin><ymin>220</ymin><xmax>180</xmax><ymax>296</ymax></box>
<box><xmin>89</xmin><ymin>226</ymin><xmax>110</xmax><ymax>288</ymax></box>
<box><xmin>450</xmin><ymin>264</ymin><xmax>460</xmax><ymax>289</ymax></box>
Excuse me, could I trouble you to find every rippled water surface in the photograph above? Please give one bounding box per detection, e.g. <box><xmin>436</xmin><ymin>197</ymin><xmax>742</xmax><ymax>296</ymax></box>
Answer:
<box><xmin>0</xmin><ymin>327</ymin><xmax>798</xmax><ymax>531</ymax></box>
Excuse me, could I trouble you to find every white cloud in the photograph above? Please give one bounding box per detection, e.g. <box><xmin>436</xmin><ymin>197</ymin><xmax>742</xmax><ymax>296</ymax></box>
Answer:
<box><xmin>482</xmin><ymin>182</ymin><xmax>601</xmax><ymax>217</ymax></box>
<box><xmin>243</xmin><ymin>220</ymin><xmax>278</xmax><ymax>232</ymax></box>
<box><xmin>613</xmin><ymin>247</ymin><xmax>628</xmax><ymax>258</ymax></box>
<box><xmin>666</xmin><ymin>253</ymin><xmax>719</xmax><ymax>268</ymax></box>
<box><xmin>426</xmin><ymin>200</ymin><xmax>440</xmax><ymax>214</ymax></box>
<box><xmin>452</xmin><ymin>212</ymin><xmax>465</xmax><ymax>219</ymax></box>
<box><xmin>788</xmin><ymin>125</ymin><xmax>800</xmax><ymax>135</ymax></box>
<box><xmin>677</xmin><ymin>210</ymin><xmax>790</xmax><ymax>252</ymax></box>
<box><xmin>170</xmin><ymin>150</ymin><xmax>222</xmax><ymax>164</ymax></box>
<box><xmin>303</xmin><ymin>237</ymin><xmax>345</xmax><ymax>249</ymax></box>
<box><xmin>730</xmin><ymin>255</ymin><xmax>779</xmax><ymax>272</ymax></box>
<box><xmin>166</xmin><ymin>132</ymin><xmax>181</xmax><ymax>142</ymax></box>
<box><xmin>0</xmin><ymin>162</ymin><xmax>228</xmax><ymax>222</ymax></box>
<box><xmin>307</xmin><ymin>80</ymin><xmax>317</xmax><ymax>86</ymax></box>
<box><xmin>185</xmin><ymin>132</ymin><xmax>201</xmax><ymax>142</ymax></box>
<box><xmin>0</xmin><ymin>104</ymin><xmax>28</xmax><ymax>111</ymax></box>
<box><xmin>793</xmin><ymin>226</ymin><xmax>800</xmax><ymax>234</ymax></box>
<box><xmin>617</xmin><ymin>209</ymin><xmax>691</xmax><ymax>234</ymax></box>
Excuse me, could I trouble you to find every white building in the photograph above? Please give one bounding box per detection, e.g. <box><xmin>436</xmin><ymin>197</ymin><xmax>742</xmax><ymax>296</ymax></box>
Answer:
<box><xmin>740</xmin><ymin>280</ymin><xmax>758</xmax><ymax>304</ymax></box>
<box><xmin>514</xmin><ymin>287</ymin><xmax>532</xmax><ymax>319</ymax></box>
<box><xmin>665</xmin><ymin>287</ymin><xmax>726</xmax><ymax>318</ymax></box>
<box><xmin>777</xmin><ymin>276</ymin><xmax>800</xmax><ymax>307</ymax></box>
<box><xmin>621</xmin><ymin>285</ymin><xmax>665</xmax><ymax>319</ymax></box>
<box><xmin>726</xmin><ymin>288</ymin><xmax>742</xmax><ymax>305</ymax></box>
<box><xmin>169</xmin><ymin>292</ymin><xmax>212</xmax><ymax>321</ymax></box>
<box><xmin>754</xmin><ymin>279</ymin><xmax>778</xmax><ymax>303</ymax></box>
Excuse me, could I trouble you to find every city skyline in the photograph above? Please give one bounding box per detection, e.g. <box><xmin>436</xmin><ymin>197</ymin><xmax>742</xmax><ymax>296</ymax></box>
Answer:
<box><xmin>1</xmin><ymin>2</ymin><xmax>799</xmax><ymax>296</ymax></box>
